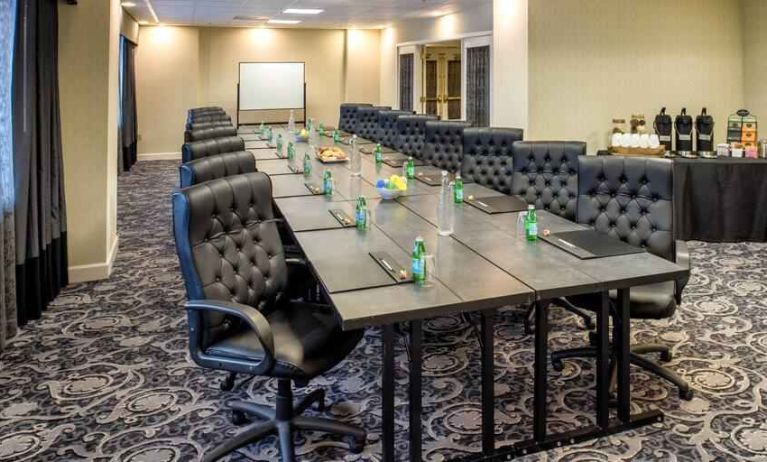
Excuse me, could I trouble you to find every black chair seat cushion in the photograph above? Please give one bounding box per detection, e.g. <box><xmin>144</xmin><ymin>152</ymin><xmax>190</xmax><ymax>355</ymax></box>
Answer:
<box><xmin>567</xmin><ymin>280</ymin><xmax>677</xmax><ymax>320</ymax></box>
<box><xmin>205</xmin><ymin>302</ymin><xmax>363</xmax><ymax>379</ymax></box>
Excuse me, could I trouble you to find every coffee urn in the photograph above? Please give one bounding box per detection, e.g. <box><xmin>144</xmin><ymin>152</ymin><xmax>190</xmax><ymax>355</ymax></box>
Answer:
<box><xmin>654</xmin><ymin>107</ymin><xmax>673</xmax><ymax>155</ymax></box>
<box><xmin>696</xmin><ymin>107</ymin><xmax>715</xmax><ymax>158</ymax></box>
<box><xmin>675</xmin><ymin>108</ymin><xmax>695</xmax><ymax>158</ymax></box>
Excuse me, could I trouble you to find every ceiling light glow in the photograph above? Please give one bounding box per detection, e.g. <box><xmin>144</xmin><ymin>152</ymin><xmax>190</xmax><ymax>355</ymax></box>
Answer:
<box><xmin>283</xmin><ymin>8</ymin><xmax>324</xmax><ymax>15</ymax></box>
<box><xmin>267</xmin><ymin>19</ymin><xmax>301</xmax><ymax>25</ymax></box>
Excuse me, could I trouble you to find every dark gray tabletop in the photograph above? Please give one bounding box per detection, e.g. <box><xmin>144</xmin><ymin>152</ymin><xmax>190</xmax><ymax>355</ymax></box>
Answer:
<box><xmin>250</xmin><ymin>149</ymin><xmax>280</xmax><ymax>160</ymax></box>
<box><xmin>245</xmin><ymin>140</ymin><xmax>271</xmax><ymax>150</ymax></box>
<box><xmin>276</xmin><ymin>196</ymin><xmax>381</xmax><ymax>232</ymax></box>
<box><xmin>257</xmin><ymin>159</ymin><xmax>301</xmax><ymax>176</ymax></box>
<box><xmin>270</xmin><ymin>174</ymin><xmax>318</xmax><ymax>199</ymax></box>
<box><xmin>294</xmin><ymin>227</ymin><xmax>409</xmax><ymax>294</ymax></box>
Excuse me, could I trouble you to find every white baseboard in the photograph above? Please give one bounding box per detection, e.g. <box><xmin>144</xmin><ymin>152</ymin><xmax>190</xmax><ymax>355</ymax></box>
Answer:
<box><xmin>138</xmin><ymin>152</ymin><xmax>181</xmax><ymax>161</ymax></box>
<box><xmin>68</xmin><ymin>235</ymin><xmax>120</xmax><ymax>283</ymax></box>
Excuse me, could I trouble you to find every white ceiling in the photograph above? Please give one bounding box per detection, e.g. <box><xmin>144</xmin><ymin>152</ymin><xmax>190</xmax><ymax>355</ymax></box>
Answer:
<box><xmin>125</xmin><ymin>0</ymin><xmax>489</xmax><ymax>29</ymax></box>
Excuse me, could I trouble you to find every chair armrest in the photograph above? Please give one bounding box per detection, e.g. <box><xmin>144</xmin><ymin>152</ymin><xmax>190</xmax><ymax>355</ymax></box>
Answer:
<box><xmin>674</xmin><ymin>240</ymin><xmax>691</xmax><ymax>304</ymax></box>
<box><xmin>185</xmin><ymin>300</ymin><xmax>275</xmax><ymax>364</ymax></box>
<box><xmin>286</xmin><ymin>257</ymin><xmax>308</xmax><ymax>267</ymax></box>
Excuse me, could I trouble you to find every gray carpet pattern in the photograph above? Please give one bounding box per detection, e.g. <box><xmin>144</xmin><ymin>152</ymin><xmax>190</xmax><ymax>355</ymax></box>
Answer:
<box><xmin>1</xmin><ymin>160</ymin><xmax>766</xmax><ymax>461</ymax></box>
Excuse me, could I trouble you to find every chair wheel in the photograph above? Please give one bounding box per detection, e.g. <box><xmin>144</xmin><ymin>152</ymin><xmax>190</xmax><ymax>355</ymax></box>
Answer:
<box><xmin>231</xmin><ymin>410</ymin><xmax>250</xmax><ymax>425</ymax></box>
<box><xmin>552</xmin><ymin>358</ymin><xmax>564</xmax><ymax>372</ymax></box>
<box><xmin>679</xmin><ymin>388</ymin><xmax>694</xmax><ymax>401</ymax></box>
<box><xmin>660</xmin><ymin>350</ymin><xmax>673</xmax><ymax>362</ymax></box>
<box><xmin>220</xmin><ymin>374</ymin><xmax>236</xmax><ymax>391</ymax></box>
<box><xmin>345</xmin><ymin>435</ymin><xmax>365</xmax><ymax>454</ymax></box>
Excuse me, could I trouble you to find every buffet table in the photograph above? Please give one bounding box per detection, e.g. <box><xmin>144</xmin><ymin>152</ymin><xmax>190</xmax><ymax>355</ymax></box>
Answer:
<box><xmin>674</xmin><ymin>157</ymin><xmax>767</xmax><ymax>242</ymax></box>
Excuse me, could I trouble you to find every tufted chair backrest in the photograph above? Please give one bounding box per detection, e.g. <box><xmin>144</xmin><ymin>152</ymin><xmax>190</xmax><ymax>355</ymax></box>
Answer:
<box><xmin>422</xmin><ymin>121</ymin><xmax>472</xmax><ymax>171</ymax></box>
<box><xmin>460</xmin><ymin>127</ymin><xmax>523</xmax><ymax>192</ymax></box>
<box><xmin>355</xmin><ymin>106</ymin><xmax>392</xmax><ymax>141</ymax></box>
<box><xmin>377</xmin><ymin>110</ymin><xmax>414</xmax><ymax>149</ymax></box>
<box><xmin>179</xmin><ymin>151</ymin><xmax>257</xmax><ymax>187</ymax></box>
<box><xmin>395</xmin><ymin>115</ymin><xmax>438</xmax><ymax>158</ymax></box>
<box><xmin>187</xmin><ymin>113</ymin><xmax>231</xmax><ymax>126</ymax></box>
<box><xmin>577</xmin><ymin>156</ymin><xmax>674</xmax><ymax>261</ymax></box>
<box><xmin>182</xmin><ymin>136</ymin><xmax>245</xmax><ymax>163</ymax></box>
<box><xmin>173</xmin><ymin>172</ymin><xmax>287</xmax><ymax>348</ymax></box>
<box><xmin>189</xmin><ymin>106</ymin><xmax>224</xmax><ymax>116</ymax></box>
<box><xmin>511</xmin><ymin>141</ymin><xmax>584</xmax><ymax>220</ymax></box>
<box><xmin>186</xmin><ymin>120</ymin><xmax>232</xmax><ymax>132</ymax></box>
<box><xmin>185</xmin><ymin>125</ymin><xmax>238</xmax><ymax>143</ymax></box>
<box><xmin>339</xmin><ymin>103</ymin><xmax>373</xmax><ymax>133</ymax></box>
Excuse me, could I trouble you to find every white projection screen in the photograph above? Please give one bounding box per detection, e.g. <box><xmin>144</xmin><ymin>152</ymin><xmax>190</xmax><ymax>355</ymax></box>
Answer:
<box><xmin>238</xmin><ymin>62</ymin><xmax>305</xmax><ymax>111</ymax></box>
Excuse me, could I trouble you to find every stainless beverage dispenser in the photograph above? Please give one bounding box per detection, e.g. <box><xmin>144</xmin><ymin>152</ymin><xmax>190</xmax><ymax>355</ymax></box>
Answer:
<box><xmin>696</xmin><ymin>107</ymin><xmax>715</xmax><ymax>158</ymax></box>
<box><xmin>654</xmin><ymin>107</ymin><xmax>673</xmax><ymax>155</ymax></box>
<box><xmin>675</xmin><ymin>108</ymin><xmax>695</xmax><ymax>158</ymax></box>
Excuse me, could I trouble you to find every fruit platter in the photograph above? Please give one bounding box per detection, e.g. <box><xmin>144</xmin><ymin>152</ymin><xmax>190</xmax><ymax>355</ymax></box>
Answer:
<box><xmin>375</xmin><ymin>175</ymin><xmax>407</xmax><ymax>200</ymax></box>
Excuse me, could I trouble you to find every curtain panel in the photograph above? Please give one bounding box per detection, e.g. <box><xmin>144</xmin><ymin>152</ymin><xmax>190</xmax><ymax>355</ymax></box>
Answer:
<box><xmin>0</xmin><ymin>0</ymin><xmax>17</xmax><ymax>351</ymax></box>
<box><xmin>120</xmin><ymin>37</ymin><xmax>138</xmax><ymax>172</ymax></box>
<box><xmin>12</xmin><ymin>0</ymin><xmax>68</xmax><ymax>326</ymax></box>
<box><xmin>466</xmin><ymin>46</ymin><xmax>490</xmax><ymax>127</ymax></box>
<box><xmin>398</xmin><ymin>53</ymin><xmax>414</xmax><ymax>112</ymax></box>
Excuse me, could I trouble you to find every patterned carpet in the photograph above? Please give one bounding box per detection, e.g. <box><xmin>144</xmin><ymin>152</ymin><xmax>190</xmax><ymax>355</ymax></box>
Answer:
<box><xmin>1</xmin><ymin>160</ymin><xmax>766</xmax><ymax>461</ymax></box>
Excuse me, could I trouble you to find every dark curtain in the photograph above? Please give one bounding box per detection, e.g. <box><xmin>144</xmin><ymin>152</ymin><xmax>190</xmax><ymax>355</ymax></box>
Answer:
<box><xmin>398</xmin><ymin>53</ymin><xmax>414</xmax><ymax>112</ymax></box>
<box><xmin>466</xmin><ymin>45</ymin><xmax>490</xmax><ymax>127</ymax></box>
<box><xmin>425</xmin><ymin>60</ymin><xmax>438</xmax><ymax>116</ymax></box>
<box><xmin>12</xmin><ymin>0</ymin><xmax>68</xmax><ymax>326</ymax></box>
<box><xmin>120</xmin><ymin>37</ymin><xmax>138</xmax><ymax>172</ymax></box>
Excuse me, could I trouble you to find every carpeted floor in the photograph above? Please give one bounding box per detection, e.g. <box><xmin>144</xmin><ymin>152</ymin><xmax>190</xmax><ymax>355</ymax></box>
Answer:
<box><xmin>1</xmin><ymin>160</ymin><xmax>766</xmax><ymax>461</ymax></box>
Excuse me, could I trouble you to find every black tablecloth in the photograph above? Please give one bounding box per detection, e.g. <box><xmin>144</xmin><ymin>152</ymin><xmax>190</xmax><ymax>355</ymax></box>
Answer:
<box><xmin>674</xmin><ymin>158</ymin><xmax>767</xmax><ymax>242</ymax></box>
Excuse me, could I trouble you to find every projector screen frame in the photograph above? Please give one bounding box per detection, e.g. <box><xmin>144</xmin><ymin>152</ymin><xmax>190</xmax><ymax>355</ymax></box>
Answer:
<box><xmin>236</xmin><ymin>61</ymin><xmax>307</xmax><ymax>127</ymax></box>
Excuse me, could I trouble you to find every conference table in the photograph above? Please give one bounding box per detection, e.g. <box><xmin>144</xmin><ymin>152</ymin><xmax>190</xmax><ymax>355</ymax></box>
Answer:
<box><xmin>241</xmin><ymin>127</ymin><xmax>688</xmax><ymax>461</ymax></box>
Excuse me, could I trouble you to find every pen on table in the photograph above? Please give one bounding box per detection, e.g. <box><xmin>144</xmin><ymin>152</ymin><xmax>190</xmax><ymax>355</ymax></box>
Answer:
<box><xmin>557</xmin><ymin>238</ymin><xmax>577</xmax><ymax>249</ymax></box>
<box><xmin>476</xmin><ymin>200</ymin><xmax>488</xmax><ymax>207</ymax></box>
<box><xmin>381</xmin><ymin>259</ymin><xmax>394</xmax><ymax>272</ymax></box>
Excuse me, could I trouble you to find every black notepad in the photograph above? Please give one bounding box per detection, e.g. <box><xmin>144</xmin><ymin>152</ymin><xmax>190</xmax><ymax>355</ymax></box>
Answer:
<box><xmin>540</xmin><ymin>229</ymin><xmax>646</xmax><ymax>260</ymax></box>
<box><xmin>329</xmin><ymin>209</ymin><xmax>355</xmax><ymax>228</ymax></box>
<box><xmin>360</xmin><ymin>146</ymin><xmax>397</xmax><ymax>155</ymax></box>
<box><xmin>382</xmin><ymin>156</ymin><xmax>425</xmax><ymax>168</ymax></box>
<box><xmin>466</xmin><ymin>196</ymin><xmax>528</xmax><ymax>214</ymax></box>
<box><xmin>369</xmin><ymin>252</ymin><xmax>412</xmax><ymax>284</ymax></box>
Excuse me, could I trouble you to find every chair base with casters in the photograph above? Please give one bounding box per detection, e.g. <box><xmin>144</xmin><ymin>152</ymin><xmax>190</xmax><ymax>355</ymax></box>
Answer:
<box><xmin>551</xmin><ymin>329</ymin><xmax>694</xmax><ymax>401</ymax></box>
<box><xmin>204</xmin><ymin>379</ymin><xmax>366</xmax><ymax>462</ymax></box>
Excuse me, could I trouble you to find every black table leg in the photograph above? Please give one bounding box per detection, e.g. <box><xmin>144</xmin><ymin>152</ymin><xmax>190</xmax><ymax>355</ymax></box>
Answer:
<box><xmin>409</xmin><ymin>320</ymin><xmax>423</xmax><ymax>462</ymax></box>
<box><xmin>382</xmin><ymin>324</ymin><xmax>396</xmax><ymax>462</ymax></box>
<box><xmin>533</xmin><ymin>300</ymin><xmax>549</xmax><ymax>442</ymax></box>
<box><xmin>596</xmin><ymin>291</ymin><xmax>610</xmax><ymax>429</ymax></box>
<box><xmin>615</xmin><ymin>288</ymin><xmax>631</xmax><ymax>422</ymax></box>
<box><xmin>480</xmin><ymin>310</ymin><xmax>496</xmax><ymax>455</ymax></box>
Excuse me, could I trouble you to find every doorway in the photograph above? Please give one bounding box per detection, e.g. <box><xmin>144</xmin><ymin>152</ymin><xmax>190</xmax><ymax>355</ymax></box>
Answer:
<box><xmin>421</xmin><ymin>41</ymin><xmax>461</xmax><ymax>120</ymax></box>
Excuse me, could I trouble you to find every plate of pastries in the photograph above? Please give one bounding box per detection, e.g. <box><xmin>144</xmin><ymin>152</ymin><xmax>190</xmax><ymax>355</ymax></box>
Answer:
<box><xmin>316</xmin><ymin>146</ymin><xmax>348</xmax><ymax>163</ymax></box>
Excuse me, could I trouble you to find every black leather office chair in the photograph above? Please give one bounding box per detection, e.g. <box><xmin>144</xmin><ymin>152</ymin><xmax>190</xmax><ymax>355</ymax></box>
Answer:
<box><xmin>460</xmin><ymin>127</ymin><xmax>523</xmax><ymax>190</ymax></box>
<box><xmin>510</xmin><ymin>142</ymin><xmax>593</xmax><ymax>332</ymax></box>
<box><xmin>422</xmin><ymin>120</ymin><xmax>472</xmax><ymax>172</ymax></box>
<box><xmin>179</xmin><ymin>151</ymin><xmax>256</xmax><ymax>187</ymax></box>
<box><xmin>186</xmin><ymin>120</ymin><xmax>233</xmax><ymax>132</ymax></box>
<box><xmin>551</xmin><ymin>156</ymin><xmax>693</xmax><ymax>400</ymax></box>
<box><xmin>182</xmin><ymin>136</ymin><xmax>245</xmax><ymax>163</ymax></box>
<box><xmin>338</xmin><ymin>103</ymin><xmax>372</xmax><ymax>134</ymax></box>
<box><xmin>188</xmin><ymin>112</ymin><xmax>231</xmax><ymax>124</ymax></box>
<box><xmin>185</xmin><ymin>125</ymin><xmax>238</xmax><ymax>143</ymax></box>
<box><xmin>395</xmin><ymin>114</ymin><xmax>438</xmax><ymax>158</ymax></box>
<box><xmin>355</xmin><ymin>106</ymin><xmax>392</xmax><ymax>141</ymax></box>
<box><xmin>189</xmin><ymin>106</ymin><xmax>225</xmax><ymax>116</ymax></box>
<box><xmin>173</xmin><ymin>172</ymin><xmax>366</xmax><ymax>461</ymax></box>
<box><xmin>377</xmin><ymin>110</ymin><xmax>413</xmax><ymax>149</ymax></box>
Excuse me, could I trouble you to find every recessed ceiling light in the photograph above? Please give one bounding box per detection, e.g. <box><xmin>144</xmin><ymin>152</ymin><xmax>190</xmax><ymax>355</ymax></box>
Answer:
<box><xmin>121</xmin><ymin>1</ymin><xmax>136</xmax><ymax>6</ymax></box>
<box><xmin>283</xmin><ymin>8</ymin><xmax>324</xmax><ymax>15</ymax></box>
<box><xmin>267</xmin><ymin>19</ymin><xmax>301</xmax><ymax>24</ymax></box>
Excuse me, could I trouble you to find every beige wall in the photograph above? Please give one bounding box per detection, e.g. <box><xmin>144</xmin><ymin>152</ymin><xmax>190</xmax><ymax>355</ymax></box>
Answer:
<box><xmin>59</xmin><ymin>0</ymin><xmax>121</xmax><ymax>281</ymax></box>
<box><xmin>379</xmin><ymin>2</ymin><xmax>493</xmax><ymax>108</ymax></box>
<box><xmin>344</xmin><ymin>29</ymin><xmax>381</xmax><ymax>104</ymax></box>
<box><xmin>742</xmin><ymin>0</ymin><xmax>767</xmax><ymax>121</ymax></box>
<box><xmin>493</xmin><ymin>0</ymin><xmax>528</xmax><ymax>129</ymax></box>
<box><xmin>136</xmin><ymin>26</ymin><xmax>200</xmax><ymax>154</ymax></box>
<box><xmin>137</xmin><ymin>26</ymin><xmax>380</xmax><ymax>154</ymax></box>
<box><xmin>528</xmin><ymin>0</ymin><xmax>744</xmax><ymax>151</ymax></box>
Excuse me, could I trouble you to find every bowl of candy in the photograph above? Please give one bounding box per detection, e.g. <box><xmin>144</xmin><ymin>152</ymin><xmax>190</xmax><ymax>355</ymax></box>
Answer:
<box><xmin>376</xmin><ymin>175</ymin><xmax>407</xmax><ymax>200</ymax></box>
<box><xmin>295</xmin><ymin>128</ymin><xmax>310</xmax><ymax>143</ymax></box>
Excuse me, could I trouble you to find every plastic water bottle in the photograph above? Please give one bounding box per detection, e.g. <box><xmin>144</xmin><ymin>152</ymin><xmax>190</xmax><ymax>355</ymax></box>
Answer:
<box><xmin>405</xmin><ymin>157</ymin><xmax>416</xmax><ymax>179</ymax></box>
<box><xmin>437</xmin><ymin>171</ymin><xmax>454</xmax><ymax>236</ymax></box>
<box><xmin>288</xmin><ymin>110</ymin><xmax>296</xmax><ymax>134</ymax></box>
<box><xmin>303</xmin><ymin>150</ymin><xmax>312</xmax><ymax>177</ymax></box>
<box><xmin>350</xmin><ymin>135</ymin><xmax>361</xmax><ymax>176</ymax></box>
<box><xmin>374</xmin><ymin>143</ymin><xmax>384</xmax><ymax>164</ymax></box>
<box><xmin>323</xmin><ymin>170</ymin><xmax>334</xmax><ymax>196</ymax></box>
<box><xmin>453</xmin><ymin>173</ymin><xmax>464</xmax><ymax>203</ymax></box>
<box><xmin>276</xmin><ymin>134</ymin><xmax>284</xmax><ymax>156</ymax></box>
<box><xmin>259</xmin><ymin>121</ymin><xmax>266</xmax><ymax>137</ymax></box>
<box><xmin>516</xmin><ymin>211</ymin><xmax>528</xmax><ymax>238</ymax></box>
<box><xmin>355</xmin><ymin>196</ymin><xmax>369</xmax><ymax>230</ymax></box>
<box><xmin>287</xmin><ymin>142</ymin><xmax>295</xmax><ymax>163</ymax></box>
